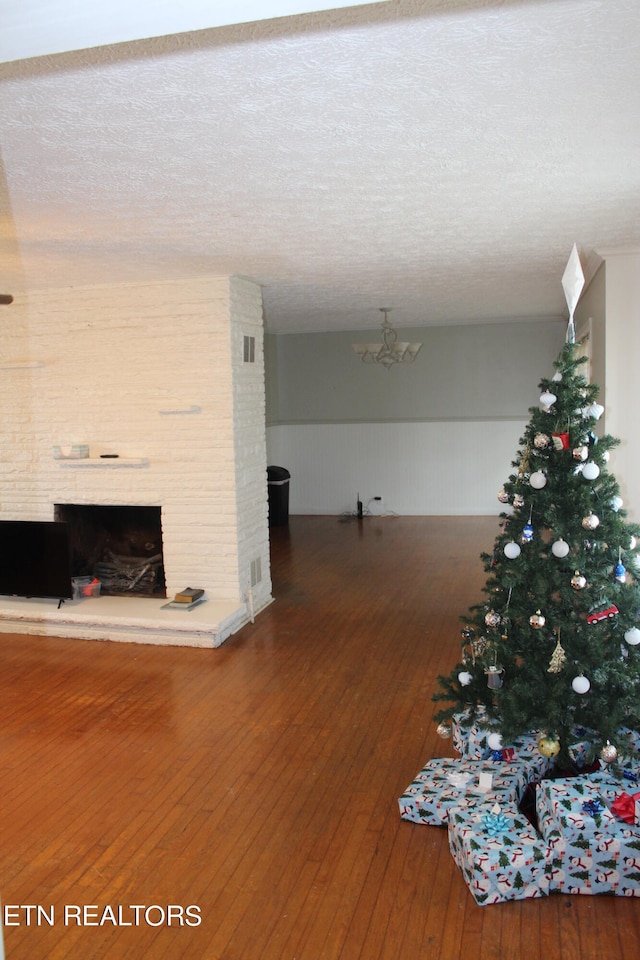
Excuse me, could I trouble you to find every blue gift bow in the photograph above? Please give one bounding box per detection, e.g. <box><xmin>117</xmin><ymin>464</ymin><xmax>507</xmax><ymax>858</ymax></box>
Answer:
<box><xmin>623</xmin><ymin>768</ymin><xmax>639</xmax><ymax>784</ymax></box>
<box><xmin>482</xmin><ymin>812</ymin><xmax>510</xmax><ymax>835</ymax></box>
<box><xmin>582</xmin><ymin>798</ymin><xmax>604</xmax><ymax>816</ymax></box>
<box><xmin>490</xmin><ymin>749</ymin><xmax>503</xmax><ymax>761</ymax></box>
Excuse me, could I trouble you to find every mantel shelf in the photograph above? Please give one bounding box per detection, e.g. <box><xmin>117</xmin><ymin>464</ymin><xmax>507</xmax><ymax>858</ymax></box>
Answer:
<box><xmin>55</xmin><ymin>457</ymin><xmax>149</xmax><ymax>467</ymax></box>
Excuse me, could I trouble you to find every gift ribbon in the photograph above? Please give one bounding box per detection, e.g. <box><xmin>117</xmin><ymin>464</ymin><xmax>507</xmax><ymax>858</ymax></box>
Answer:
<box><xmin>581</xmin><ymin>799</ymin><xmax>604</xmax><ymax>816</ymax></box>
<box><xmin>482</xmin><ymin>812</ymin><xmax>510</xmax><ymax>835</ymax></box>
<box><xmin>489</xmin><ymin>747</ymin><xmax>516</xmax><ymax>762</ymax></box>
<box><xmin>623</xmin><ymin>768</ymin><xmax>639</xmax><ymax>784</ymax></box>
<box><xmin>611</xmin><ymin>791</ymin><xmax>640</xmax><ymax>824</ymax></box>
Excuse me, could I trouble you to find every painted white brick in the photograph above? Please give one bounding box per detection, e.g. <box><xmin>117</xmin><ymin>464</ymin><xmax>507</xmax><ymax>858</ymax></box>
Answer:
<box><xmin>0</xmin><ymin>275</ymin><xmax>272</xmax><ymax>619</ymax></box>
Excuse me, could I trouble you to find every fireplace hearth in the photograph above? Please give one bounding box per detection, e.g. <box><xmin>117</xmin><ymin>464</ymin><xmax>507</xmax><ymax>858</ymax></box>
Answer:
<box><xmin>54</xmin><ymin>504</ymin><xmax>166</xmax><ymax>598</ymax></box>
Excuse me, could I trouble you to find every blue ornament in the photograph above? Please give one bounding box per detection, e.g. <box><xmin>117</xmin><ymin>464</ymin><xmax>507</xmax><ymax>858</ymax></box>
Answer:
<box><xmin>615</xmin><ymin>562</ymin><xmax>626</xmax><ymax>583</ymax></box>
<box><xmin>522</xmin><ymin>522</ymin><xmax>534</xmax><ymax>543</ymax></box>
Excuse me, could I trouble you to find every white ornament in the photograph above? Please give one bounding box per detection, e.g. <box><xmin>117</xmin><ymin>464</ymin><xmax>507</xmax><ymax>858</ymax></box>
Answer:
<box><xmin>504</xmin><ymin>541</ymin><xmax>521</xmax><ymax>559</ymax></box>
<box><xmin>611</xmin><ymin>496</ymin><xmax>624</xmax><ymax>512</ymax></box>
<box><xmin>540</xmin><ymin>391</ymin><xmax>557</xmax><ymax>410</ymax></box>
<box><xmin>552</xmin><ymin>371</ymin><xmax>562</xmax><ymax>382</ymax></box>
<box><xmin>530</xmin><ymin>471</ymin><xmax>547</xmax><ymax>489</ymax></box>
<box><xmin>587</xmin><ymin>402</ymin><xmax>605</xmax><ymax>420</ymax></box>
<box><xmin>624</xmin><ymin>628</ymin><xmax>640</xmax><ymax>647</ymax></box>
<box><xmin>603</xmin><ymin>451</ymin><xmax>610</xmax><ymax>462</ymax></box>
<box><xmin>551</xmin><ymin>539</ymin><xmax>570</xmax><ymax>558</ymax></box>
<box><xmin>458</xmin><ymin>671</ymin><xmax>473</xmax><ymax>686</ymax></box>
<box><xmin>582</xmin><ymin>462</ymin><xmax>600</xmax><ymax>481</ymax></box>
<box><xmin>487</xmin><ymin>733</ymin><xmax>503</xmax><ymax>751</ymax></box>
<box><xmin>572</xmin><ymin>675</ymin><xmax>591</xmax><ymax>695</ymax></box>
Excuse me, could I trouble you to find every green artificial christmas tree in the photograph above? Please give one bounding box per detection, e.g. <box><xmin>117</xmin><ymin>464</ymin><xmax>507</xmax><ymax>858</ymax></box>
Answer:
<box><xmin>434</xmin><ymin>257</ymin><xmax>640</xmax><ymax>771</ymax></box>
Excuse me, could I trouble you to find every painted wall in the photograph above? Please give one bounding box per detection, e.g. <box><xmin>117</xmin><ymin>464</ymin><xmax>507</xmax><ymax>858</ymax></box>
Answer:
<box><xmin>266</xmin><ymin>319</ymin><xmax>567</xmax><ymax>515</ymax></box>
<box><xmin>600</xmin><ymin>251</ymin><xmax>640</xmax><ymax>522</ymax></box>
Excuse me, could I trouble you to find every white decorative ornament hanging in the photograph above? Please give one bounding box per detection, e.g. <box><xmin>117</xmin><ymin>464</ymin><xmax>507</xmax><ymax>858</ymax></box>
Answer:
<box><xmin>530</xmin><ymin>471</ymin><xmax>547</xmax><ymax>489</ymax></box>
<box><xmin>487</xmin><ymin>733</ymin><xmax>503</xmax><ymax>751</ymax></box>
<box><xmin>562</xmin><ymin>244</ymin><xmax>585</xmax><ymax>343</ymax></box>
<box><xmin>573</xmin><ymin>445</ymin><xmax>589</xmax><ymax>462</ymax></box>
<box><xmin>582</xmin><ymin>462</ymin><xmax>600</xmax><ymax>481</ymax></box>
<box><xmin>603</xmin><ymin>451</ymin><xmax>610</xmax><ymax>462</ymax></box>
<box><xmin>624</xmin><ymin>628</ymin><xmax>640</xmax><ymax>646</ymax></box>
<box><xmin>571</xmin><ymin>571</ymin><xmax>587</xmax><ymax>590</ymax></box>
<box><xmin>458</xmin><ymin>670</ymin><xmax>473</xmax><ymax>686</ymax></box>
<box><xmin>504</xmin><ymin>541</ymin><xmax>521</xmax><ymax>559</ymax></box>
<box><xmin>610</xmin><ymin>496</ymin><xmax>624</xmax><ymax>512</ymax></box>
<box><xmin>552</xmin><ymin>371</ymin><xmax>562</xmax><ymax>382</ymax></box>
<box><xmin>572</xmin><ymin>675</ymin><xmax>591</xmax><ymax>695</ymax></box>
<box><xmin>540</xmin><ymin>391</ymin><xmax>557</xmax><ymax>411</ymax></box>
<box><xmin>587</xmin><ymin>402</ymin><xmax>605</xmax><ymax>421</ymax></box>
<box><xmin>551</xmin><ymin>539</ymin><xmax>570</xmax><ymax>558</ymax></box>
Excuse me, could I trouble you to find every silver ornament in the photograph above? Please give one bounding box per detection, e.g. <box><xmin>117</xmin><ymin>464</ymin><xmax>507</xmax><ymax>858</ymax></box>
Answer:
<box><xmin>600</xmin><ymin>741</ymin><xmax>618</xmax><ymax>764</ymax></box>
<box><xmin>573</xmin><ymin>445</ymin><xmax>589</xmax><ymax>461</ymax></box>
<box><xmin>582</xmin><ymin>513</ymin><xmax>600</xmax><ymax>531</ymax></box>
<box><xmin>571</xmin><ymin>571</ymin><xmax>587</xmax><ymax>590</ymax></box>
<box><xmin>534</xmin><ymin>433</ymin><xmax>551</xmax><ymax>449</ymax></box>
<box><xmin>497</xmin><ymin>488</ymin><xmax>510</xmax><ymax>504</ymax></box>
<box><xmin>513</xmin><ymin>494</ymin><xmax>525</xmax><ymax>509</ymax></box>
<box><xmin>485</xmin><ymin>610</ymin><xmax>501</xmax><ymax>628</ymax></box>
<box><xmin>436</xmin><ymin>721</ymin><xmax>452</xmax><ymax>739</ymax></box>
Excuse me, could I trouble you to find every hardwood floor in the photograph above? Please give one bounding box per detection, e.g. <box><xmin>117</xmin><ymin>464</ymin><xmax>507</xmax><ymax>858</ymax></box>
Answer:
<box><xmin>0</xmin><ymin>515</ymin><xmax>638</xmax><ymax>959</ymax></box>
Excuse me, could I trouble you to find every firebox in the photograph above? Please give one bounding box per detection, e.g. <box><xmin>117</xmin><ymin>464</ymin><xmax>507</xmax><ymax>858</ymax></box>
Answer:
<box><xmin>54</xmin><ymin>504</ymin><xmax>166</xmax><ymax>598</ymax></box>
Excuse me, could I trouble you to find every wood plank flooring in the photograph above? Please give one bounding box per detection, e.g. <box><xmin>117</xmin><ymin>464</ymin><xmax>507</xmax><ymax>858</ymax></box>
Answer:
<box><xmin>0</xmin><ymin>515</ymin><xmax>638</xmax><ymax>959</ymax></box>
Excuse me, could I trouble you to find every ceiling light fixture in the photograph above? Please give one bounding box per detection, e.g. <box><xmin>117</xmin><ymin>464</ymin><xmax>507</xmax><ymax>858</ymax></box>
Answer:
<box><xmin>352</xmin><ymin>308</ymin><xmax>422</xmax><ymax>370</ymax></box>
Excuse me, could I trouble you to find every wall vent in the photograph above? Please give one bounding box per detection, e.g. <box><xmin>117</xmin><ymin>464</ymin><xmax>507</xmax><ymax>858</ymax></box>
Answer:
<box><xmin>243</xmin><ymin>335</ymin><xmax>255</xmax><ymax>363</ymax></box>
<box><xmin>250</xmin><ymin>557</ymin><xmax>262</xmax><ymax>587</ymax></box>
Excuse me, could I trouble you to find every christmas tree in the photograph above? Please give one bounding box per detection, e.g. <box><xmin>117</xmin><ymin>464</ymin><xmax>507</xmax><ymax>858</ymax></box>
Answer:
<box><xmin>433</xmin><ymin>255</ymin><xmax>640</xmax><ymax>771</ymax></box>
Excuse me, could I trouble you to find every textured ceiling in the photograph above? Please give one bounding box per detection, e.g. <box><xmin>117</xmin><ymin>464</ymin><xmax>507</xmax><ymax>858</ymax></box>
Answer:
<box><xmin>0</xmin><ymin>0</ymin><xmax>639</xmax><ymax>333</ymax></box>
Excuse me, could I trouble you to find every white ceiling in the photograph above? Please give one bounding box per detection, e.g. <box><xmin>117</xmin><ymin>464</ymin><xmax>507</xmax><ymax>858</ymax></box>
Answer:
<box><xmin>1</xmin><ymin>0</ymin><xmax>639</xmax><ymax>333</ymax></box>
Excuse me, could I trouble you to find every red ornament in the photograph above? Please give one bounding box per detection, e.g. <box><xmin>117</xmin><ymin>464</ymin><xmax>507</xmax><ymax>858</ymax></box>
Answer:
<box><xmin>552</xmin><ymin>432</ymin><xmax>570</xmax><ymax>450</ymax></box>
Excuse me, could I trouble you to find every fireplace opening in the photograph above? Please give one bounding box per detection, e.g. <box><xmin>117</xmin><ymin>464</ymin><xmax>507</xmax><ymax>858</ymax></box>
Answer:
<box><xmin>54</xmin><ymin>504</ymin><xmax>166</xmax><ymax>598</ymax></box>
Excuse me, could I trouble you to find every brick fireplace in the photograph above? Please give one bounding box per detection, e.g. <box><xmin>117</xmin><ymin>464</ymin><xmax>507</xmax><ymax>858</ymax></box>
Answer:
<box><xmin>0</xmin><ymin>276</ymin><xmax>272</xmax><ymax>647</ymax></box>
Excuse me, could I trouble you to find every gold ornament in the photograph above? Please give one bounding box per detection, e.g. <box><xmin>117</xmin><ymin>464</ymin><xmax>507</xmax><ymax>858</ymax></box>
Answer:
<box><xmin>497</xmin><ymin>488</ymin><xmax>510</xmax><ymax>504</ymax></box>
<box><xmin>547</xmin><ymin>639</ymin><xmax>567</xmax><ymax>673</ymax></box>
<box><xmin>484</xmin><ymin>610</ymin><xmax>501</xmax><ymax>628</ymax></box>
<box><xmin>529</xmin><ymin>610</ymin><xmax>546</xmax><ymax>630</ymax></box>
<box><xmin>538</xmin><ymin>733</ymin><xmax>561</xmax><ymax>758</ymax></box>
<box><xmin>534</xmin><ymin>433</ymin><xmax>551</xmax><ymax>449</ymax></box>
<box><xmin>513</xmin><ymin>494</ymin><xmax>525</xmax><ymax>509</ymax></box>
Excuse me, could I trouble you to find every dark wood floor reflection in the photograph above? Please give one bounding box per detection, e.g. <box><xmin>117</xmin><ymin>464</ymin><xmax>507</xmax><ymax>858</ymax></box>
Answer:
<box><xmin>0</xmin><ymin>516</ymin><xmax>638</xmax><ymax>959</ymax></box>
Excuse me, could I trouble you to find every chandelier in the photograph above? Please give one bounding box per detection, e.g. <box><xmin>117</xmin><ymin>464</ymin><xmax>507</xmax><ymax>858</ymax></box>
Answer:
<box><xmin>352</xmin><ymin>308</ymin><xmax>422</xmax><ymax>370</ymax></box>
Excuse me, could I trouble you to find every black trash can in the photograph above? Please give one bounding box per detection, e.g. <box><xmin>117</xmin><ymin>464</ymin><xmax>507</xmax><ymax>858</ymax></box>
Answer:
<box><xmin>267</xmin><ymin>466</ymin><xmax>291</xmax><ymax>527</ymax></box>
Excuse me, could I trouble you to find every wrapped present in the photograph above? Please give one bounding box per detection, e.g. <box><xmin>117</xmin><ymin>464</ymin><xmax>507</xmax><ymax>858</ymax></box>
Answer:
<box><xmin>398</xmin><ymin>757</ymin><xmax>529</xmax><ymax>826</ymax></box>
<box><xmin>451</xmin><ymin>714</ymin><xmax>554</xmax><ymax>781</ymax></box>
<box><xmin>537</xmin><ymin>778</ymin><xmax>640</xmax><ymax>896</ymax></box>
<box><xmin>538</xmin><ymin>778</ymin><xmax>617</xmax><ymax>841</ymax></box>
<box><xmin>448</xmin><ymin>802</ymin><xmax>550</xmax><ymax>905</ymax></box>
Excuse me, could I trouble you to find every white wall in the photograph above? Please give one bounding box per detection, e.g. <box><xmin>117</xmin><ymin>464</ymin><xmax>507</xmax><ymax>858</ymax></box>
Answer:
<box><xmin>600</xmin><ymin>251</ymin><xmax>640</xmax><ymax>522</ymax></box>
<box><xmin>267</xmin><ymin>419</ymin><xmax>528</xmax><ymax>515</ymax></box>
<box><xmin>266</xmin><ymin>319</ymin><xmax>566</xmax><ymax>515</ymax></box>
